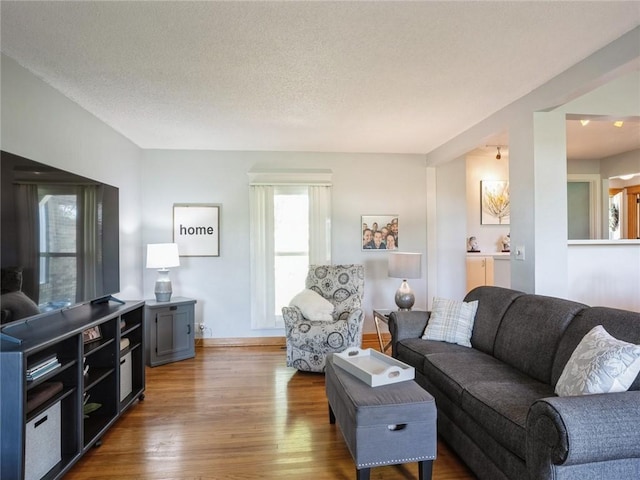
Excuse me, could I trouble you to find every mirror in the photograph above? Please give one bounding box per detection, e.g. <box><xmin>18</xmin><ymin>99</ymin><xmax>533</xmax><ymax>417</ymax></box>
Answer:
<box><xmin>566</xmin><ymin>115</ymin><xmax>640</xmax><ymax>240</ymax></box>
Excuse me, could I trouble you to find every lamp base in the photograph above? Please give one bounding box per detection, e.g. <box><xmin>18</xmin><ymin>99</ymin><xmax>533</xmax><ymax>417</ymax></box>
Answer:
<box><xmin>395</xmin><ymin>280</ymin><xmax>415</xmax><ymax>311</ymax></box>
<box><xmin>154</xmin><ymin>269</ymin><xmax>173</xmax><ymax>302</ymax></box>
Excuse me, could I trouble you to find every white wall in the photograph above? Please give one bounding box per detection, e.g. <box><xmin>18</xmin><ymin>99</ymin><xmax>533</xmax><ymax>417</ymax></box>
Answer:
<box><xmin>532</xmin><ymin>111</ymin><xmax>570</xmax><ymax>297</ymax></box>
<box><xmin>465</xmin><ymin>153</ymin><xmax>510</xmax><ymax>254</ymax></box>
<box><xmin>141</xmin><ymin>150</ymin><xmax>429</xmax><ymax>338</ymax></box>
<box><xmin>1</xmin><ymin>54</ymin><xmax>144</xmax><ymax>301</ymax></box>
<box><xmin>568</xmin><ymin>149</ymin><xmax>640</xmax><ymax>179</ymax></box>
<box><xmin>568</xmin><ymin>242</ymin><xmax>640</xmax><ymax>312</ymax></box>
<box><xmin>435</xmin><ymin>156</ymin><xmax>467</xmax><ymax>301</ymax></box>
<box><xmin>601</xmin><ymin>149</ymin><xmax>640</xmax><ymax>179</ymax></box>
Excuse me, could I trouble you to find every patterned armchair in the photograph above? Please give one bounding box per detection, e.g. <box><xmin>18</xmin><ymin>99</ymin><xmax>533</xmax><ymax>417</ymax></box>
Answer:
<box><xmin>282</xmin><ymin>264</ymin><xmax>365</xmax><ymax>372</ymax></box>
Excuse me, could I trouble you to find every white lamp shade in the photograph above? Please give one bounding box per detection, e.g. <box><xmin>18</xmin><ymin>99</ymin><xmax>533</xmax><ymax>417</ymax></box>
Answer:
<box><xmin>388</xmin><ymin>252</ymin><xmax>422</xmax><ymax>279</ymax></box>
<box><xmin>146</xmin><ymin>243</ymin><xmax>180</xmax><ymax>269</ymax></box>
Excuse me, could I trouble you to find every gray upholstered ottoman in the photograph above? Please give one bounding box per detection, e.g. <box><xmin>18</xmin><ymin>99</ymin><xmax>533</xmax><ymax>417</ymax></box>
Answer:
<box><xmin>325</xmin><ymin>354</ymin><xmax>437</xmax><ymax>480</ymax></box>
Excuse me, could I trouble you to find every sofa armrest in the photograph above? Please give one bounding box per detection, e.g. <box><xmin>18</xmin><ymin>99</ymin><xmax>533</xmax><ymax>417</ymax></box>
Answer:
<box><xmin>282</xmin><ymin>305</ymin><xmax>304</xmax><ymax>333</ymax></box>
<box><xmin>388</xmin><ymin>311</ymin><xmax>430</xmax><ymax>357</ymax></box>
<box><xmin>526</xmin><ymin>391</ymin><xmax>640</xmax><ymax>477</ymax></box>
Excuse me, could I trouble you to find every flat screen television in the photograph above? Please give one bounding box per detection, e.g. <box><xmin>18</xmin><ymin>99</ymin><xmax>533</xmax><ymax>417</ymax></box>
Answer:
<box><xmin>1</xmin><ymin>150</ymin><xmax>120</xmax><ymax>324</ymax></box>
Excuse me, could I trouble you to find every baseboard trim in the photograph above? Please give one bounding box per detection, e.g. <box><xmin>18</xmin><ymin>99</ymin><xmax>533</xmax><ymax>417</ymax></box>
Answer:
<box><xmin>195</xmin><ymin>332</ymin><xmax>383</xmax><ymax>349</ymax></box>
<box><xmin>196</xmin><ymin>336</ymin><xmax>286</xmax><ymax>348</ymax></box>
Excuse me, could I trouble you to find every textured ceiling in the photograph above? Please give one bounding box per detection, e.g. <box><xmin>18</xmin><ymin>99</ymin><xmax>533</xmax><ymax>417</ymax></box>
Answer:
<box><xmin>1</xmin><ymin>1</ymin><xmax>639</xmax><ymax>154</ymax></box>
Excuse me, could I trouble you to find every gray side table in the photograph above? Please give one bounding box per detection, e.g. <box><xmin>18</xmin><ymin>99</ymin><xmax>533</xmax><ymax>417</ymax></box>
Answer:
<box><xmin>145</xmin><ymin>297</ymin><xmax>197</xmax><ymax>367</ymax></box>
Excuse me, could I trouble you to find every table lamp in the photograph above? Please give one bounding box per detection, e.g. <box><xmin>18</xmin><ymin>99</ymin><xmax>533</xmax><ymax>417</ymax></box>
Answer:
<box><xmin>388</xmin><ymin>252</ymin><xmax>422</xmax><ymax>310</ymax></box>
<box><xmin>146</xmin><ymin>243</ymin><xmax>180</xmax><ymax>302</ymax></box>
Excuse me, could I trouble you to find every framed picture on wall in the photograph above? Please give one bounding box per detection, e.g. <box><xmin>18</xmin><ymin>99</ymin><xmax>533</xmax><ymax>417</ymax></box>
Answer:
<box><xmin>361</xmin><ymin>215</ymin><xmax>399</xmax><ymax>250</ymax></box>
<box><xmin>481</xmin><ymin>181</ymin><xmax>510</xmax><ymax>225</ymax></box>
<box><xmin>173</xmin><ymin>204</ymin><xmax>221</xmax><ymax>256</ymax></box>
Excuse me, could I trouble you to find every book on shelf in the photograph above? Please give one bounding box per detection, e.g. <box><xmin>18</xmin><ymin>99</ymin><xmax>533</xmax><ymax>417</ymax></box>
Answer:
<box><xmin>26</xmin><ymin>354</ymin><xmax>58</xmax><ymax>375</ymax></box>
<box><xmin>26</xmin><ymin>361</ymin><xmax>61</xmax><ymax>381</ymax></box>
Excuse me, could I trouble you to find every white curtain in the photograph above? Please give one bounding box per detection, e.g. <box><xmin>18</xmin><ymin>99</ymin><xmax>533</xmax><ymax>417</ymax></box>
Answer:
<box><xmin>249</xmin><ymin>185</ymin><xmax>275</xmax><ymax>329</ymax></box>
<box><xmin>249</xmin><ymin>182</ymin><xmax>332</xmax><ymax>329</ymax></box>
<box><xmin>309</xmin><ymin>185</ymin><xmax>332</xmax><ymax>265</ymax></box>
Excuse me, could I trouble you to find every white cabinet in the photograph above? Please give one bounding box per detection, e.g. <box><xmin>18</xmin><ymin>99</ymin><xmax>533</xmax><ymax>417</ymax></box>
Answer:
<box><xmin>466</xmin><ymin>256</ymin><xmax>495</xmax><ymax>292</ymax></box>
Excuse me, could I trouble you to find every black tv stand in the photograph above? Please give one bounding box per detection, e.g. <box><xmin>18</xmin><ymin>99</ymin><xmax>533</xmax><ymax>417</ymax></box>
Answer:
<box><xmin>1</xmin><ymin>300</ymin><xmax>146</xmax><ymax>480</ymax></box>
<box><xmin>91</xmin><ymin>295</ymin><xmax>125</xmax><ymax>305</ymax></box>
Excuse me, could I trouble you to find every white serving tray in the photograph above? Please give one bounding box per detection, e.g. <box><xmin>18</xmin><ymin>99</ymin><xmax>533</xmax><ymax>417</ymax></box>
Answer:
<box><xmin>333</xmin><ymin>348</ymin><xmax>415</xmax><ymax>387</ymax></box>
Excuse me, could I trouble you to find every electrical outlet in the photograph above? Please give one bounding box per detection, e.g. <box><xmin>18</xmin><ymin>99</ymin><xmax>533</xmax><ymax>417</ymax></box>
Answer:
<box><xmin>195</xmin><ymin>323</ymin><xmax>206</xmax><ymax>339</ymax></box>
<box><xmin>515</xmin><ymin>246</ymin><xmax>525</xmax><ymax>261</ymax></box>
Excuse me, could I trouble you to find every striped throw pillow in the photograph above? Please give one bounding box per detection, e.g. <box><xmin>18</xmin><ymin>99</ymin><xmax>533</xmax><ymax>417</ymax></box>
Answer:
<box><xmin>422</xmin><ymin>297</ymin><xmax>479</xmax><ymax>347</ymax></box>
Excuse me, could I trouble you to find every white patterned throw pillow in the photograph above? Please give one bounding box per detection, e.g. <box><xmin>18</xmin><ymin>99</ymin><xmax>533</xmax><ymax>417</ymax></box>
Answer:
<box><xmin>289</xmin><ymin>289</ymin><xmax>334</xmax><ymax>321</ymax></box>
<box><xmin>555</xmin><ymin>325</ymin><xmax>640</xmax><ymax>397</ymax></box>
<box><xmin>422</xmin><ymin>297</ymin><xmax>479</xmax><ymax>348</ymax></box>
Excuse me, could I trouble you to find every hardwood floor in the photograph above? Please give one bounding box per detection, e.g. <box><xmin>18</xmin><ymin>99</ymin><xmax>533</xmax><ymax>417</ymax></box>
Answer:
<box><xmin>65</xmin><ymin>343</ymin><xmax>476</xmax><ymax>480</ymax></box>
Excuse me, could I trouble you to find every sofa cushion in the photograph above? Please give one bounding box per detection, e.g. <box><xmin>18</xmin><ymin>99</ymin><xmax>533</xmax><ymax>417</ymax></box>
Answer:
<box><xmin>552</xmin><ymin>307</ymin><xmax>640</xmax><ymax>390</ymax></box>
<box><xmin>461</xmin><ymin>379</ymin><xmax>555</xmax><ymax>461</ymax></box>
<box><xmin>493</xmin><ymin>294</ymin><xmax>586</xmax><ymax>384</ymax></box>
<box><xmin>288</xmin><ymin>288</ymin><xmax>334</xmax><ymax>321</ymax></box>
<box><xmin>422</xmin><ymin>297</ymin><xmax>478</xmax><ymax>347</ymax></box>
<box><xmin>424</xmin><ymin>350</ymin><xmax>535</xmax><ymax>405</ymax></box>
<box><xmin>395</xmin><ymin>337</ymin><xmax>471</xmax><ymax>377</ymax></box>
<box><xmin>555</xmin><ymin>325</ymin><xmax>640</xmax><ymax>396</ymax></box>
<box><xmin>464</xmin><ymin>286</ymin><xmax>525</xmax><ymax>355</ymax></box>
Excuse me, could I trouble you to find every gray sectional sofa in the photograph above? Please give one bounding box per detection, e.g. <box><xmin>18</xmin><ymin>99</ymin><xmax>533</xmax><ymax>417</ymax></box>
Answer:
<box><xmin>388</xmin><ymin>286</ymin><xmax>640</xmax><ymax>480</ymax></box>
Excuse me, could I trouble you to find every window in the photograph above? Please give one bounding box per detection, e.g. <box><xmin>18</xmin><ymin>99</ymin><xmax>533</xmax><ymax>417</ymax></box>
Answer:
<box><xmin>34</xmin><ymin>184</ymin><xmax>103</xmax><ymax>308</ymax></box>
<box><xmin>249</xmin><ymin>171</ymin><xmax>332</xmax><ymax>329</ymax></box>
<box><xmin>274</xmin><ymin>188</ymin><xmax>309</xmax><ymax>319</ymax></box>
<box><xmin>38</xmin><ymin>187</ymin><xmax>79</xmax><ymax>307</ymax></box>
